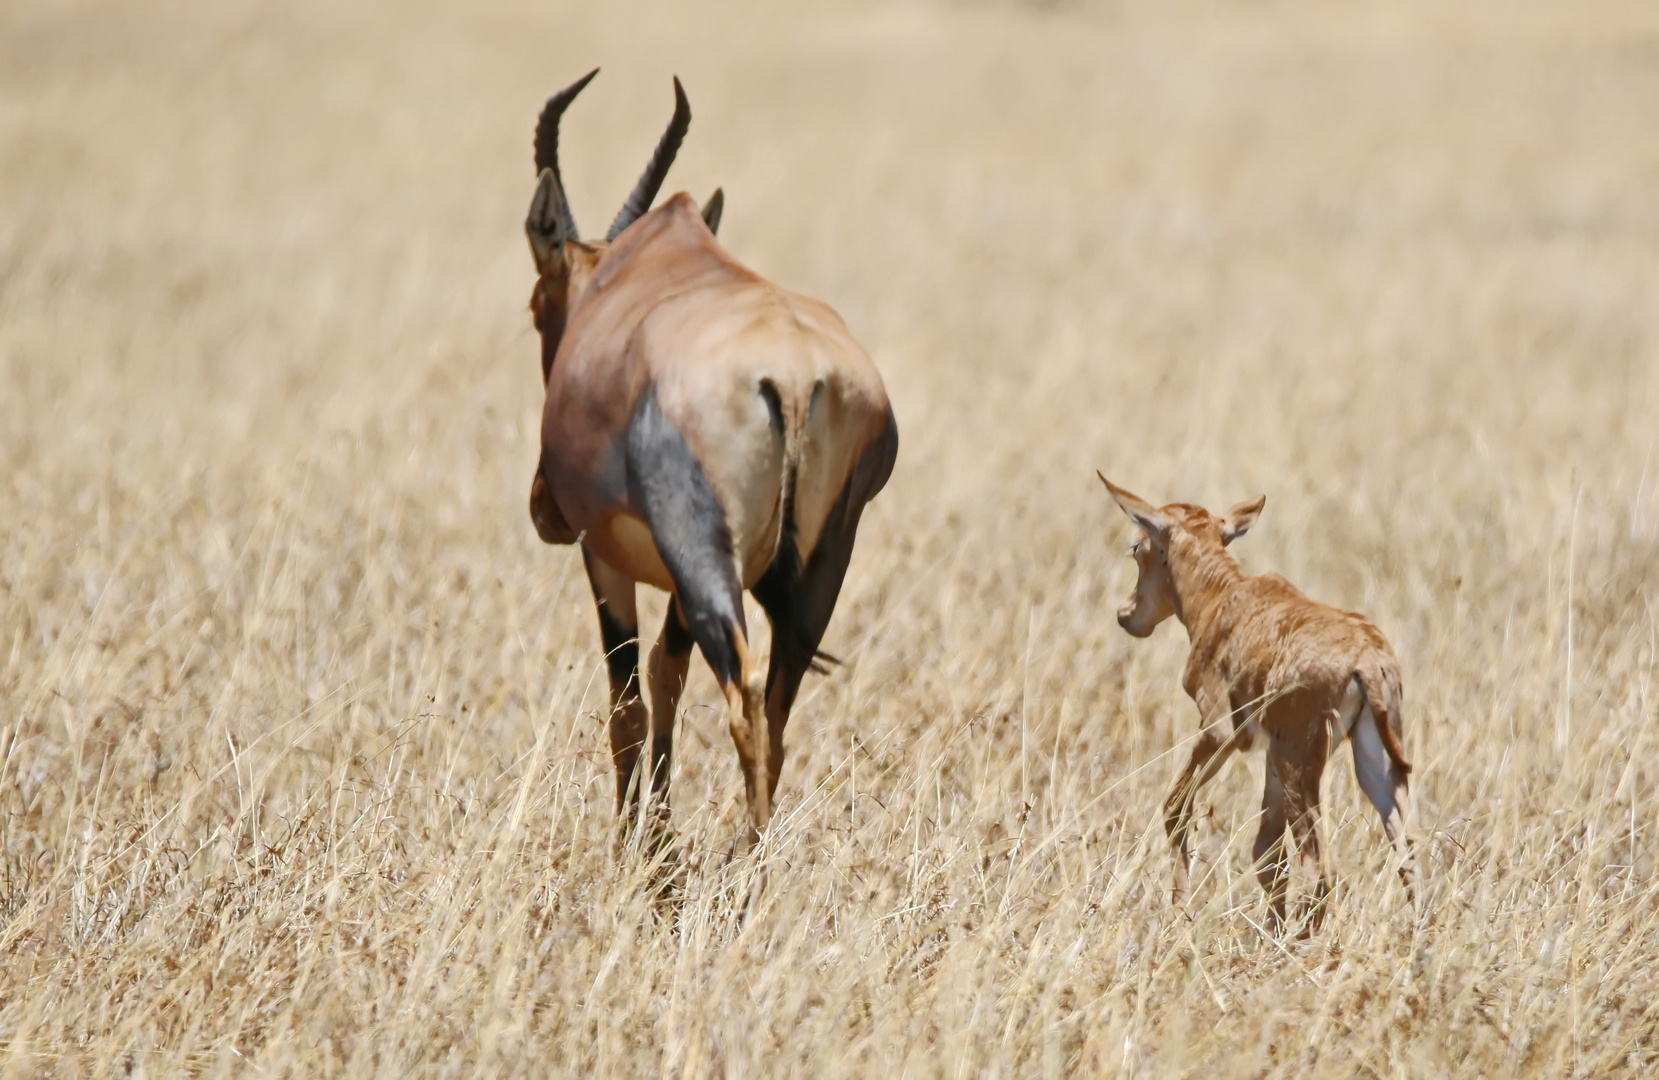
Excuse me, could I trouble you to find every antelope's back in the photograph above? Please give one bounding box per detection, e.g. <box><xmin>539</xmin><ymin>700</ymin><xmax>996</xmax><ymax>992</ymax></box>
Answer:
<box><xmin>640</xmin><ymin>277</ymin><xmax>893</xmax><ymax>570</ymax></box>
<box><xmin>541</xmin><ymin>194</ymin><xmax>893</xmax><ymax>559</ymax></box>
<box><xmin>1222</xmin><ymin>574</ymin><xmax>1397</xmax><ymax>710</ymax></box>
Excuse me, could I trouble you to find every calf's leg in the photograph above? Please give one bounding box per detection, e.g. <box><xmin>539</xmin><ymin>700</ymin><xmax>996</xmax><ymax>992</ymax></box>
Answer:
<box><xmin>1253</xmin><ymin>759</ymin><xmax>1292</xmax><ymax>931</ymax></box>
<box><xmin>1163</xmin><ymin>723</ymin><xmax>1241</xmax><ymax>906</ymax></box>
<box><xmin>1285</xmin><ymin>762</ymin><xmax>1331</xmax><ymax>936</ymax></box>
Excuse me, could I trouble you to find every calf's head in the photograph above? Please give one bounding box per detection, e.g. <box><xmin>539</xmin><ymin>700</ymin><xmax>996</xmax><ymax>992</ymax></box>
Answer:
<box><xmin>524</xmin><ymin>70</ymin><xmax>724</xmax><ymax>384</ymax></box>
<box><xmin>1097</xmin><ymin>473</ymin><xmax>1265</xmax><ymax>636</ymax></box>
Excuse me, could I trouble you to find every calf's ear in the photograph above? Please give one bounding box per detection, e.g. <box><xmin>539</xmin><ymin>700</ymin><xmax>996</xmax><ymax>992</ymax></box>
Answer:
<box><xmin>1097</xmin><ymin>472</ymin><xmax>1172</xmax><ymax>545</ymax></box>
<box><xmin>1220</xmin><ymin>495</ymin><xmax>1266</xmax><ymax>545</ymax></box>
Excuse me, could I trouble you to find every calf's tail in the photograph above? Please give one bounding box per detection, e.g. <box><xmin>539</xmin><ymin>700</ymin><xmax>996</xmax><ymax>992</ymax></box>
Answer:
<box><xmin>1356</xmin><ymin>667</ymin><xmax>1412</xmax><ymax>774</ymax></box>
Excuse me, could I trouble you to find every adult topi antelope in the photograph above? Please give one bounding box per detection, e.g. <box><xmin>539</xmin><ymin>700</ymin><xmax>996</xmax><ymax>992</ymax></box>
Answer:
<box><xmin>523</xmin><ymin>71</ymin><xmax>897</xmax><ymax>850</ymax></box>
<box><xmin>1098</xmin><ymin>475</ymin><xmax>1418</xmax><ymax>930</ymax></box>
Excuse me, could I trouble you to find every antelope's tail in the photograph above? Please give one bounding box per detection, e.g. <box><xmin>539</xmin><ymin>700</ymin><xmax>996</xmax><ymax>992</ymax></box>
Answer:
<box><xmin>757</xmin><ymin>376</ymin><xmax>807</xmax><ymax>561</ymax></box>
<box><xmin>1356</xmin><ymin>666</ymin><xmax>1412</xmax><ymax>774</ymax></box>
<box><xmin>757</xmin><ymin>376</ymin><xmax>841</xmax><ymax>675</ymax></box>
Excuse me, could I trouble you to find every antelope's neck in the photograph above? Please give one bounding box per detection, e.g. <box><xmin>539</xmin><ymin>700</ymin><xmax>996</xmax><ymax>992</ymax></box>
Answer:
<box><xmin>1169</xmin><ymin>543</ymin><xmax>1245</xmax><ymax>641</ymax></box>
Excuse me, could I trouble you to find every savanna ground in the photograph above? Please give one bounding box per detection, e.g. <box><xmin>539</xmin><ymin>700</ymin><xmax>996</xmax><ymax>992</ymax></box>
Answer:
<box><xmin>3</xmin><ymin>0</ymin><xmax>1659</xmax><ymax>1074</ymax></box>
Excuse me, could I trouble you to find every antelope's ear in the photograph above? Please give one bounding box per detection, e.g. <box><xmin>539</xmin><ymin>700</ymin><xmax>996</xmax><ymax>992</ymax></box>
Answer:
<box><xmin>1098</xmin><ymin>472</ymin><xmax>1172</xmax><ymax>545</ymax></box>
<box><xmin>1220</xmin><ymin>495</ymin><xmax>1266</xmax><ymax>545</ymax></box>
<box><xmin>527</xmin><ymin>168</ymin><xmax>572</xmax><ymax>271</ymax></box>
<box><xmin>701</xmin><ymin>188</ymin><xmax>724</xmax><ymax>235</ymax></box>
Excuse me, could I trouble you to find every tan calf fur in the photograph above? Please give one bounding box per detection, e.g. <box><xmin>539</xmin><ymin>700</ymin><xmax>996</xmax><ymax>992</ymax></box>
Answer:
<box><xmin>1100</xmin><ymin>474</ymin><xmax>1418</xmax><ymax>930</ymax></box>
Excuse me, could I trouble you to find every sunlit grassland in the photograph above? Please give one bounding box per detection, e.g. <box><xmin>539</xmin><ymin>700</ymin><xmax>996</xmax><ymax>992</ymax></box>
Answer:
<box><xmin>2</xmin><ymin>0</ymin><xmax>1659</xmax><ymax>1074</ymax></box>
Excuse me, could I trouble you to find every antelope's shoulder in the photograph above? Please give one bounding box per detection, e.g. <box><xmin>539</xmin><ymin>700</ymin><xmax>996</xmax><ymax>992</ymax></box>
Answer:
<box><xmin>588</xmin><ymin>194</ymin><xmax>750</xmax><ymax>303</ymax></box>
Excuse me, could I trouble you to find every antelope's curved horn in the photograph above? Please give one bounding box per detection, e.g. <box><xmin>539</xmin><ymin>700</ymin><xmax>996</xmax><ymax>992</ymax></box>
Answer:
<box><xmin>534</xmin><ymin>67</ymin><xmax>599</xmax><ymax>240</ymax></box>
<box><xmin>606</xmin><ymin>76</ymin><xmax>691</xmax><ymax>242</ymax></box>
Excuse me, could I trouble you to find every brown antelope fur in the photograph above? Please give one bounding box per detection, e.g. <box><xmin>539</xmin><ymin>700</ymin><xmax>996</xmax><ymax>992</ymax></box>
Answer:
<box><xmin>1099</xmin><ymin>475</ymin><xmax>1418</xmax><ymax>931</ymax></box>
<box><xmin>524</xmin><ymin>71</ymin><xmax>897</xmax><ymax>851</ymax></box>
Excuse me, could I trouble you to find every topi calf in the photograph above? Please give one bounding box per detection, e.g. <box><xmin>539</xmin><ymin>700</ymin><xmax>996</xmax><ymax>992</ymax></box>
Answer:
<box><xmin>1099</xmin><ymin>474</ymin><xmax>1419</xmax><ymax>930</ymax></box>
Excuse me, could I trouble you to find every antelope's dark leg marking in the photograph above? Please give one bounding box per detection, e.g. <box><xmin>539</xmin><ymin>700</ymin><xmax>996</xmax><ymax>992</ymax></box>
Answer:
<box><xmin>625</xmin><ymin>388</ymin><xmax>746</xmax><ymax>686</ymax></box>
<box><xmin>752</xmin><ymin>410</ymin><xmax>898</xmax><ymax>800</ymax></box>
<box><xmin>595</xmin><ymin>606</ymin><xmax>641</xmax><ymax>700</ymax></box>
<box><xmin>663</xmin><ymin>593</ymin><xmax>696</xmax><ymax>656</ymax></box>
<box><xmin>643</xmin><ymin>595</ymin><xmax>696</xmax><ymax>807</ymax></box>
<box><xmin>583</xmin><ymin>546</ymin><xmax>646</xmax><ymax>814</ymax></box>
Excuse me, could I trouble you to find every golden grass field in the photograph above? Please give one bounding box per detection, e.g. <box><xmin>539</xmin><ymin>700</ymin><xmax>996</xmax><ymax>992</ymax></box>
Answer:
<box><xmin>4</xmin><ymin>0</ymin><xmax>1659</xmax><ymax>1074</ymax></box>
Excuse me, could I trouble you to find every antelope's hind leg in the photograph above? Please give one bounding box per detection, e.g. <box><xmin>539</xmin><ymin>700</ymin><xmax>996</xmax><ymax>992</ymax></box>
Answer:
<box><xmin>750</xmin><ymin>542</ymin><xmax>843</xmax><ymax>819</ymax></box>
<box><xmin>626</xmin><ymin>392</ymin><xmax>768</xmax><ymax>848</ymax></box>
<box><xmin>751</xmin><ymin>417</ymin><xmax>897</xmax><ymax>817</ymax></box>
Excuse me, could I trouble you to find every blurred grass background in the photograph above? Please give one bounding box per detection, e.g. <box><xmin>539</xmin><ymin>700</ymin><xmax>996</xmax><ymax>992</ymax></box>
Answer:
<box><xmin>2</xmin><ymin>0</ymin><xmax>1658</xmax><ymax>1074</ymax></box>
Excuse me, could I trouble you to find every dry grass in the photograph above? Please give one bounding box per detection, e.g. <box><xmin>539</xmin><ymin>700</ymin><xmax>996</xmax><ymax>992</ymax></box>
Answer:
<box><xmin>4</xmin><ymin>0</ymin><xmax>1659</xmax><ymax>1074</ymax></box>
